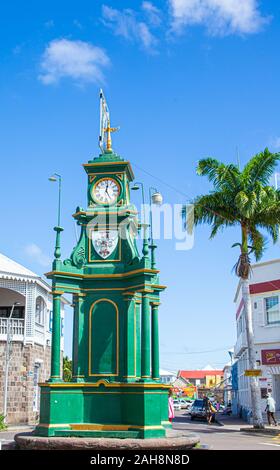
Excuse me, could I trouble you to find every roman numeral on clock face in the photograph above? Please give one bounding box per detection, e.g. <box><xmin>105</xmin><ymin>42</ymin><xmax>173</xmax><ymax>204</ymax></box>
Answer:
<box><xmin>92</xmin><ymin>178</ymin><xmax>120</xmax><ymax>205</ymax></box>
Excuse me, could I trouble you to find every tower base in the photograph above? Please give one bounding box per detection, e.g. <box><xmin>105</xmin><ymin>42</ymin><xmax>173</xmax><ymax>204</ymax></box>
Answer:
<box><xmin>15</xmin><ymin>429</ymin><xmax>200</xmax><ymax>450</ymax></box>
<box><xmin>35</xmin><ymin>381</ymin><xmax>170</xmax><ymax>439</ymax></box>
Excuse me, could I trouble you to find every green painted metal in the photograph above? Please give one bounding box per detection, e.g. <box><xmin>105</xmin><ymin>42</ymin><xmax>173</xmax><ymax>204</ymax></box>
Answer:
<box><xmin>49</xmin><ymin>293</ymin><xmax>61</xmax><ymax>382</ymax></box>
<box><xmin>151</xmin><ymin>305</ymin><xmax>160</xmax><ymax>379</ymax></box>
<box><xmin>141</xmin><ymin>294</ymin><xmax>151</xmax><ymax>379</ymax></box>
<box><xmin>36</xmin><ymin>151</ymin><xmax>169</xmax><ymax>438</ymax></box>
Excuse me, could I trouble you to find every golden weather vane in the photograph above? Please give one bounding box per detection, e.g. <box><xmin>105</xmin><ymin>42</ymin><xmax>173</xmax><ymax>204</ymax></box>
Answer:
<box><xmin>99</xmin><ymin>89</ymin><xmax>119</xmax><ymax>154</ymax></box>
<box><xmin>103</xmin><ymin>118</ymin><xmax>119</xmax><ymax>152</ymax></box>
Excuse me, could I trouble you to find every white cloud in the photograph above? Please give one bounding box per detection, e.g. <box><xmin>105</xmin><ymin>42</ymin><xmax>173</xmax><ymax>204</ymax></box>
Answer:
<box><xmin>24</xmin><ymin>244</ymin><xmax>51</xmax><ymax>267</ymax></box>
<box><xmin>38</xmin><ymin>38</ymin><xmax>110</xmax><ymax>85</ymax></box>
<box><xmin>101</xmin><ymin>5</ymin><xmax>157</xmax><ymax>51</ymax></box>
<box><xmin>142</xmin><ymin>2</ymin><xmax>162</xmax><ymax>26</ymax></box>
<box><xmin>169</xmin><ymin>0</ymin><xmax>269</xmax><ymax>36</ymax></box>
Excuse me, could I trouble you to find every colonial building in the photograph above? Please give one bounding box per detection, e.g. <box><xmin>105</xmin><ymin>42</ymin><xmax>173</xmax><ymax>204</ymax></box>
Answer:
<box><xmin>0</xmin><ymin>252</ymin><xmax>67</xmax><ymax>424</ymax></box>
<box><xmin>178</xmin><ymin>366</ymin><xmax>224</xmax><ymax>399</ymax></box>
<box><xmin>233</xmin><ymin>258</ymin><xmax>280</xmax><ymax>421</ymax></box>
<box><xmin>223</xmin><ymin>362</ymin><xmax>233</xmax><ymax>406</ymax></box>
<box><xmin>178</xmin><ymin>366</ymin><xmax>224</xmax><ymax>389</ymax></box>
<box><xmin>159</xmin><ymin>369</ymin><xmax>177</xmax><ymax>385</ymax></box>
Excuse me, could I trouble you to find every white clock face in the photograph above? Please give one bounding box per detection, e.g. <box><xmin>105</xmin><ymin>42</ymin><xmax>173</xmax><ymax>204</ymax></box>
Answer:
<box><xmin>92</xmin><ymin>178</ymin><xmax>120</xmax><ymax>205</ymax></box>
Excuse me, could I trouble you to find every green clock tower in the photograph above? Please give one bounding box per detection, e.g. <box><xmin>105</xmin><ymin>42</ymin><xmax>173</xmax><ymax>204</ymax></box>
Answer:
<box><xmin>36</xmin><ymin>96</ymin><xmax>170</xmax><ymax>439</ymax></box>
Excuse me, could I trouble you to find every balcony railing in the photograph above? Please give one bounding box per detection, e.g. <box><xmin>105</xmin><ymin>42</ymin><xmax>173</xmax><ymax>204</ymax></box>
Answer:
<box><xmin>234</xmin><ymin>331</ymin><xmax>247</xmax><ymax>358</ymax></box>
<box><xmin>0</xmin><ymin>317</ymin><xmax>24</xmax><ymax>337</ymax></box>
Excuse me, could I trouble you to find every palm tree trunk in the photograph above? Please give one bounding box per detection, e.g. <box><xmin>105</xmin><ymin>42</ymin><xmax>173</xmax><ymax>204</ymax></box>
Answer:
<box><xmin>240</xmin><ymin>226</ymin><xmax>264</xmax><ymax>428</ymax></box>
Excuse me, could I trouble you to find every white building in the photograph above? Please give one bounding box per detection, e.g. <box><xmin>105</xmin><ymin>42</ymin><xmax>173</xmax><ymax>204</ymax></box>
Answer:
<box><xmin>159</xmin><ymin>369</ymin><xmax>177</xmax><ymax>385</ymax></box>
<box><xmin>234</xmin><ymin>258</ymin><xmax>280</xmax><ymax>421</ymax></box>
<box><xmin>223</xmin><ymin>362</ymin><xmax>233</xmax><ymax>406</ymax></box>
<box><xmin>0</xmin><ymin>253</ymin><xmax>67</xmax><ymax>424</ymax></box>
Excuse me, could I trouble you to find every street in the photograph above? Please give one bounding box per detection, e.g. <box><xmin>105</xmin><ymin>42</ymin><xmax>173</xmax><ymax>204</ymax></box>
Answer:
<box><xmin>173</xmin><ymin>410</ymin><xmax>280</xmax><ymax>450</ymax></box>
<box><xmin>1</xmin><ymin>417</ymin><xmax>280</xmax><ymax>451</ymax></box>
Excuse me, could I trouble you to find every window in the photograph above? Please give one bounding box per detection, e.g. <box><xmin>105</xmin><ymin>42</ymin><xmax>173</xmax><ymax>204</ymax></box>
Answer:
<box><xmin>237</xmin><ymin>311</ymin><xmax>245</xmax><ymax>336</ymax></box>
<box><xmin>49</xmin><ymin>310</ymin><xmax>53</xmax><ymax>332</ymax></box>
<box><xmin>0</xmin><ymin>306</ymin><xmax>24</xmax><ymax>319</ymax></box>
<box><xmin>35</xmin><ymin>296</ymin><xmax>45</xmax><ymax>325</ymax></box>
<box><xmin>265</xmin><ymin>296</ymin><xmax>280</xmax><ymax>325</ymax></box>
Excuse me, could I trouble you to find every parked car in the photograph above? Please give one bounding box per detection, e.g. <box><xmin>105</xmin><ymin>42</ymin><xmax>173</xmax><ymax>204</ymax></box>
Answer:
<box><xmin>173</xmin><ymin>399</ymin><xmax>181</xmax><ymax>410</ymax></box>
<box><xmin>178</xmin><ymin>399</ymin><xmax>189</xmax><ymax>409</ymax></box>
<box><xmin>190</xmin><ymin>399</ymin><xmax>207</xmax><ymax>421</ymax></box>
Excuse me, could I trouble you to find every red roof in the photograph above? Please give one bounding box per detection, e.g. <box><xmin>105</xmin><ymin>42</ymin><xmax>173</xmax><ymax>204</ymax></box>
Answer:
<box><xmin>179</xmin><ymin>370</ymin><xmax>224</xmax><ymax>379</ymax></box>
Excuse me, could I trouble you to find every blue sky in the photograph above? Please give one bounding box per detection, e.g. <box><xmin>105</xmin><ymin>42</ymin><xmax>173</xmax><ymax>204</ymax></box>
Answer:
<box><xmin>1</xmin><ymin>0</ymin><xmax>280</xmax><ymax>371</ymax></box>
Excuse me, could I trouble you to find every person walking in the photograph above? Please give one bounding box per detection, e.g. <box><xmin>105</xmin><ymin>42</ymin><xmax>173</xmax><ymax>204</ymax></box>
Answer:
<box><xmin>265</xmin><ymin>393</ymin><xmax>277</xmax><ymax>426</ymax></box>
<box><xmin>168</xmin><ymin>389</ymin><xmax>175</xmax><ymax>423</ymax></box>
<box><xmin>202</xmin><ymin>395</ymin><xmax>210</xmax><ymax>423</ymax></box>
<box><xmin>208</xmin><ymin>400</ymin><xmax>217</xmax><ymax>424</ymax></box>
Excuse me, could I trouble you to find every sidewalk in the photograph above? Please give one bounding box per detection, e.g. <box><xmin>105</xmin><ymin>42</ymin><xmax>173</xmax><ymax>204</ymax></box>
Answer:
<box><xmin>0</xmin><ymin>425</ymin><xmax>34</xmax><ymax>450</ymax></box>
<box><xmin>216</xmin><ymin>413</ymin><xmax>248</xmax><ymax>429</ymax></box>
<box><xmin>6</xmin><ymin>424</ymin><xmax>34</xmax><ymax>432</ymax></box>
<box><xmin>217</xmin><ymin>413</ymin><xmax>280</xmax><ymax>436</ymax></box>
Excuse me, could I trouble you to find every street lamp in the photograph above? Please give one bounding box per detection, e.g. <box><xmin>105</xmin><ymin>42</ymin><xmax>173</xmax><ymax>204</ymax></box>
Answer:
<box><xmin>48</xmin><ymin>173</ymin><xmax>62</xmax><ymax>227</ymax></box>
<box><xmin>131</xmin><ymin>182</ymin><xmax>163</xmax><ymax>267</ymax></box>
<box><xmin>131</xmin><ymin>182</ymin><xmax>146</xmax><ymax>224</ymax></box>
<box><xmin>149</xmin><ymin>187</ymin><xmax>163</xmax><ymax>269</ymax></box>
<box><xmin>3</xmin><ymin>301</ymin><xmax>21</xmax><ymax>423</ymax></box>
<box><xmin>49</xmin><ymin>173</ymin><xmax>63</xmax><ymax>260</ymax></box>
<box><xmin>131</xmin><ymin>182</ymin><xmax>149</xmax><ymax>257</ymax></box>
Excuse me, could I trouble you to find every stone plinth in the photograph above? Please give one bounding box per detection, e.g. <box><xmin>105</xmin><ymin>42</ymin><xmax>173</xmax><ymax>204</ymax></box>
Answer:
<box><xmin>15</xmin><ymin>429</ymin><xmax>200</xmax><ymax>450</ymax></box>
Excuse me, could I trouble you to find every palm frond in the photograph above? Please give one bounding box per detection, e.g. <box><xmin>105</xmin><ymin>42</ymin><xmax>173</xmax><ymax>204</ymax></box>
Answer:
<box><xmin>184</xmin><ymin>150</ymin><xmax>280</xmax><ymax>269</ymax></box>
<box><xmin>234</xmin><ymin>190</ymin><xmax>257</xmax><ymax>218</ymax></box>
<box><xmin>197</xmin><ymin>158</ymin><xmax>240</xmax><ymax>191</ymax></box>
<box><xmin>193</xmin><ymin>192</ymin><xmax>237</xmax><ymax>227</ymax></box>
<box><xmin>248</xmin><ymin>227</ymin><xmax>266</xmax><ymax>261</ymax></box>
<box><xmin>243</xmin><ymin>148</ymin><xmax>280</xmax><ymax>186</ymax></box>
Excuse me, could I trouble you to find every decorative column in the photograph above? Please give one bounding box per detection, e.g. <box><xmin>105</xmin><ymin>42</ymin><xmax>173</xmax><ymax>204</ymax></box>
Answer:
<box><xmin>150</xmin><ymin>243</ymin><xmax>157</xmax><ymax>270</ymax></box>
<box><xmin>122</xmin><ymin>295</ymin><xmax>136</xmax><ymax>381</ymax></box>
<box><xmin>141</xmin><ymin>294</ymin><xmax>151</xmax><ymax>379</ymax></box>
<box><xmin>151</xmin><ymin>303</ymin><xmax>160</xmax><ymax>380</ymax></box>
<box><xmin>72</xmin><ymin>293</ymin><xmax>85</xmax><ymax>382</ymax></box>
<box><xmin>142</xmin><ymin>223</ymin><xmax>150</xmax><ymax>259</ymax></box>
<box><xmin>49</xmin><ymin>291</ymin><xmax>62</xmax><ymax>382</ymax></box>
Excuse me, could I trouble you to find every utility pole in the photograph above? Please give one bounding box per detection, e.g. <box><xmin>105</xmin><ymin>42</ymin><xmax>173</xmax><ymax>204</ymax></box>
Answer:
<box><xmin>3</xmin><ymin>302</ymin><xmax>20</xmax><ymax>423</ymax></box>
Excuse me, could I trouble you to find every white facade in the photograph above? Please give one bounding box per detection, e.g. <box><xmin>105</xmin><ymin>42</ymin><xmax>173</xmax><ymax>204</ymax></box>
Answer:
<box><xmin>0</xmin><ymin>252</ymin><xmax>68</xmax><ymax>423</ymax></box>
<box><xmin>234</xmin><ymin>259</ymin><xmax>280</xmax><ymax>420</ymax></box>
<box><xmin>160</xmin><ymin>368</ymin><xmax>177</xmax><ymax>385</ymax></box>
<box><xmin>0</xmin><ymin>252</ymin><xmax>66</xmax><ymax>349</ymax></box>
<box><xmin>223</xmin><ymin>363</ymin><xmax>232</xmax><ymax>406</ymax></box>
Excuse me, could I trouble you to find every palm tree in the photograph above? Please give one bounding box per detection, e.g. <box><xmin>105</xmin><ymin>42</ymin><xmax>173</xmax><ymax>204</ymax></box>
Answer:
<box><xmin>183</xmin><ymin>148</ymin><xmax>280</xmax><ymax>428</ymax></box>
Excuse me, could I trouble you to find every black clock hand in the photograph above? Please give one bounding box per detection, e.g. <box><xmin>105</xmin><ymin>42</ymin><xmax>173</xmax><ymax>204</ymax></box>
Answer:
<box><xmin>105</xmin><ymin>186</ymin><xmax>112</xmax><ymax>199</ymax></box>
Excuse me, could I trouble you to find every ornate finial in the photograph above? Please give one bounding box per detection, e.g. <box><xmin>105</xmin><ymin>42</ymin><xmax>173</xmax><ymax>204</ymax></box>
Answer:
<box><xmin>103</xmin><ymin>117</ymin><xmax>119</xmax><ymax>153</ymax></box>
<box><xmin>99</xmin><ymin>89</ymin><xmax>119</xmax><ymax>154</ymax></box>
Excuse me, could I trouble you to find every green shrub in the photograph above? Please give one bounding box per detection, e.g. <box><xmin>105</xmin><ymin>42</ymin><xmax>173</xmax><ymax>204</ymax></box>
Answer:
<box><xmin>0</xmin><ymin>415</ymin><xmax>7</xmax><ymax>431</ymax></box>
